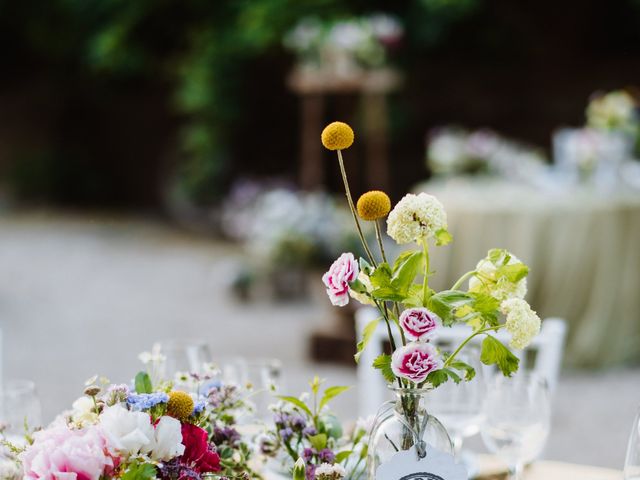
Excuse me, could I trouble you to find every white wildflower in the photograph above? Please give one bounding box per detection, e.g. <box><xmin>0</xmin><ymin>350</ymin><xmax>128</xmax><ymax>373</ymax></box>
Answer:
<box><xmin>315</xmin><ymin>463</ymin><xmax>347</xmax><ymax>480</ymax></box>
<box><xmin>138</xmin><ymin>343</ymin><xmax>166</xmax><ymax>386</ymax></box>
<box><xmin>386</xmin><ymin>193</ymin><xmax>447</xmax><ymax>244</ymax></box>
<box><xmin>501</xmin><ymin>298</ymin><xmax>541</xmax><ymax>349</ymax></box>
<box><xmin>70</xmin><ymin>396</ymin><xmax>99</xmax><ymax>427</ymax></box>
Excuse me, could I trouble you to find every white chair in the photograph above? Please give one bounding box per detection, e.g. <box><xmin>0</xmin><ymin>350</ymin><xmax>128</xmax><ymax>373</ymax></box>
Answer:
<box><xmin>355</xmin><ymin>307</ymin><xmax>567</xmax><ymax>416</ymax></box>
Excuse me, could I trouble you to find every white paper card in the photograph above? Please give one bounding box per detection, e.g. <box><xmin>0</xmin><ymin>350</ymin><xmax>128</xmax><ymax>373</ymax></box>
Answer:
<box><xmin>375</xmin><ymin>445</ymin><xmax>468</xmax><ymax>480</ymax></box>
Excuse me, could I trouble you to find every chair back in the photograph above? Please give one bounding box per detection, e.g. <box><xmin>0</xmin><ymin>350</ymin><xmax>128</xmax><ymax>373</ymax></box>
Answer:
<box><xmin>355</xmin><ymin>307</ymin><xmax>567</xmax><ymax>416</ymax></box>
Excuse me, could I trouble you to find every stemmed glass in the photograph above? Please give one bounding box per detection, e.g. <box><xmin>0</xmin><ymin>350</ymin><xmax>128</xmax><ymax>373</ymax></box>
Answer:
<box><xmin>0</xmin><ymin>380</ymin><xmax>42</xmax><ymax>444</ymax></box>
<box><xmin>624</xmin><ymin>407</ymin><xmax>640</xmax><ymax>479</ymax></box>
<box><xmin>428</xmin><ymin>349</ymin><xmax>485</xmax><ymax>456</ymax></box>
<box><xmin>481</xmin><ymin>373</ymin><xmax>551</xmax><ymax>480</ymax></box>
<box><xmin>160</xmin><ymin>339</ymin><xmax>213</xmax><ymax>378</ymax></box>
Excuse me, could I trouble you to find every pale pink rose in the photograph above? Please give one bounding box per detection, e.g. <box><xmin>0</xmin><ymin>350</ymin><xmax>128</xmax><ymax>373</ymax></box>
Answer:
<box><xmin>21</xmin><ymin>424</ymin><xmax>115</xmax><ymax>480</ymax></box>
<box><xmin>322</xmin><ymin>253</ymin><xmax>358</xmax><ymax>306</ymax></box>
<box><xmin>391</xmin><ymin>343</ymin><xmax>441</xmax><ymax>383</ymax></box>
<box><xmin>399</xmin><ymin>308</ymin><xmax>440</xmax><ymax>341</ymax></box>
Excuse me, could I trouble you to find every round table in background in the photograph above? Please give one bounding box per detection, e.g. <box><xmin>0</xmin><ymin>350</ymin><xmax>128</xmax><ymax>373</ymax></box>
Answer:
<box><xmin>415</xmin><ymin>178</ymin><xmax>640</xmax><ymax>367</ymax></box>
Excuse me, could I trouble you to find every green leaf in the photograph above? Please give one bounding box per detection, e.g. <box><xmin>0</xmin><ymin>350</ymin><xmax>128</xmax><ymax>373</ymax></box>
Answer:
<box><xmin>349</xmin><ymin>278</ymin><xmax>368</xmax><ymax>294</ymax></box>
<box><xmin>122</xmin><ymin>462</ymin><xmax>157</xmax><ymax>480</ymax></box>
<box><xmin>319</xmin><ymin>386</ymin><xmax>350</xmax><ymax>411</ymax></box>
<box><xmin>391</xmin><ymin>251</ymin><xmax>423</xmax><ymax>294</ymax></box>
<box><xmin>370</xmin><ymin>287</ymin><xmax>406</xmax><ymax>302</ymax></box>
<box><xmin>498</xmin><ymin>263</ymin><xmax>529</xmax><ymax>283</ymax></box>
<box><xmin>277</xmin><ymin>396</ymin><xmax>313</xmax><ymax>417</ymax></box>
<box><xmin>308</xmin><ymin>433</ymin><xmax>327</xmax><ymax>451</ymax></box>
<box><xmin>335</xmin><ymin>450</ymin><xmax>353</xmax><ymax>463</ymax></box>
<box><xmin>428</xmin><ymin>290</ymin><xmax>474</xmax><ymax>326</ymax></box>
<box><xmin>355</xmin><ymin>317</ymin><xmax>381</xmax><ymax>363</ymax></box>
<box><xmin>372</xmin><ymin>354</ymin><xmax>396</xmax><ymax>384</ymax></box>
<box><xmin>403</xmin><ymin>284</ymin><xmax>425</xmax><ymax>308</ymax></box>
<box><xmin>480</xmin><ymin>335</ymin><xmax>520</xmax><ymax>377</ymax></box>
<box><xmin>134</xmin><ymin>372</ymin><xmax>152</xmax><ymax>394</ymax></box>
<box><xmin>369</xmin><ymin>263</ymin><xmax>392</xmax><ymax>290</ymax></box>
<box><xmin>435</xmin><ymin>228</ymin><xmax>453</xmax><ymax>246</ymax></box>
<box><xmin>470</xmin><ymin>292</ymin><xmax>500</xmax><ymax>327</ymax></box>
<box><xmin>426</xmin><ymin>369</ymin><xmax>449</xmax><ymax>388</ymax></box>
<box><xmin>359</xmin><ymin>257</ymin><xmax>373</xmax><ymax>275</ymax></box>
<box><xmin>447</xmin><ymin>360</ymin><xmax>477</xmax><ymax>381</ymax></box>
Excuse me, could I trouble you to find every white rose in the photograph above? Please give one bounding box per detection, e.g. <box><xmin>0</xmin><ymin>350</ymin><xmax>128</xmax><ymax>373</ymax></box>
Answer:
<box><xmin>143</xmin><ymin>416</ymin><xmax>184</xmax><ymax>461</ymax></box>
<box><xmin>99</xmin><ymin>404</ymin><xmax>155</xmax><ymax>457</ymax></box>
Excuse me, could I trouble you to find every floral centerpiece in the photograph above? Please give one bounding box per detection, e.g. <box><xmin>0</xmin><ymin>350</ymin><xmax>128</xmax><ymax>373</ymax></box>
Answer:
<box><xmin>6</xmin><ymin>363</ymin><xmax>259</xmax><ymax>480</ymax></box>
<box><xmin>259</xmin><ymin>377</ymin><xmax>369</xmax><ymax>480</ymax></box>
<box><xmin>319</xmin><ymin>121</ymin><xmax>542</xmax><ymax>473</ymax></box>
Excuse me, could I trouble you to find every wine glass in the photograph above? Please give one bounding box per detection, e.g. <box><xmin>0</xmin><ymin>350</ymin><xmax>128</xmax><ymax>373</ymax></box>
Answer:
<box><xmin>428</xmin><ymin>350</ymin><xmax>485</xmax><ymax>456</ymax></box>
<box><xmin>0</xmin><ymin>380</ymin><xmax>42</xmax><ymax>444</ymax></box>
<box><xmin>160</xmin><ymin>339</ymin><xmax>214</xmax><ymax>380</ymax></box>
<box><xmin>481</xmin><ymin>373</ymin><xmax>551</xmax><ymax>480</ymax></box>
<box><xmin>624</xmin><ymin>407</ymin><xmax>640</xmax><ymax>479</ymax></box>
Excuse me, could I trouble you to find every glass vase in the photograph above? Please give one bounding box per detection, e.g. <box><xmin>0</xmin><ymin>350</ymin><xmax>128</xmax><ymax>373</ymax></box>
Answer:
<box><xmin>368</xmin><ymin>386</ymin><xmax>454</xmax><ymax>479</ymax></box>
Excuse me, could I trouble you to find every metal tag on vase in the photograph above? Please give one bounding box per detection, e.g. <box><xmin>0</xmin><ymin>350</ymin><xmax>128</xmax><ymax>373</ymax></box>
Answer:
<box><xmin>375</xmin><ymin>445</ymin><xmax>468</xmax><ymax>480</ymax></box>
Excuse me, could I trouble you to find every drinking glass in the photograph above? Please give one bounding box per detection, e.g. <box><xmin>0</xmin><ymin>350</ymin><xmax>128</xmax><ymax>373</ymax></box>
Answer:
<box><xmin>624</xmin><ymin>407</ymin><xmax>640</xmax><ymax>479</ymax></box>
<box><xmin>428</xmin><ymin>350</ymin><xmax>485</xmax><ymax>456</ymax></box>
<box><xmin>481</xmin><ymin>373</ymin><xmax>550</xmax><ymax>480</ymax></box>
<box><xmin>160</xmin><ymin>339</ymin><xmax>213</xmax><ymax>379</ymax></box>
<box><xmin>0</xmin><ymin>380</ymin><xmax>42</xmax><ymax>444</ymax></box>
<box><xmin>228</xmin><ymin>357</ymin><xmax>283</xmax><ymax>421</ymax></box>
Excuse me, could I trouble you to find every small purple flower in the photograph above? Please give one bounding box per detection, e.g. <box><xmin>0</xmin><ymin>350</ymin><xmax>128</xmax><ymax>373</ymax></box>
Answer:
<box><xmin>213</xmin><ymin>426</ymin><xmax>241</xmax><ymax>447</ymax></box>
<box><xmin>302</xmin><ymin>447</ymin><xmax>315</xmax><ymax>461</ymax></box>
<box><xmin>193</xmin><ymin>400</ymin><xmax>206</xmax><ymax>415</ymax></box>
<box><xmin>306</xmin><ymin>464</ymin><xmax>316</xmax><ymax>480</ymax></box>
<box><xmin>291</xmin><ymin>414</ymin><xmax>307</xmax><ymax>431</ymax></box>
<box><xmin>302</xmin><ymin>426</ymin><xmax>317</xmax><ymax>437</ymax></box>
<box><xmin>279</xmin><ymin>427</ymin><xmax>294</xmax><ymax>441</ymax></box>
<box><xmin>319</xmin><ymin>448</ymin><xmax>335</xmax><ymax>463</ymax></box>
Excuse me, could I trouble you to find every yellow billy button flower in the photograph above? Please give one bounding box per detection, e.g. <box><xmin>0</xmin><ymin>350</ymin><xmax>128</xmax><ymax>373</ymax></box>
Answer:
<box><xmin>166</xmin><ymin>390</ymin><xmax>194</xmax><ymax>421</ymax></box>
<box><xmin>357</xmin><ymin>190</ymin><xmax>391</xmax><ymax>221</ymax></box>
<box><xmin>321</xmin><ymin>121</ymin><xmax>354</xmax><ymax>150</ymax></box>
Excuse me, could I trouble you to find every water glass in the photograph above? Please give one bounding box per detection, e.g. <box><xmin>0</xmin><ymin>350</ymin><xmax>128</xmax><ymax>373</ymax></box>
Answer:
<box><xmin>0</xmin><ymin>380</ymin><xmax>42</xmax><ymax>443</ymax></box>
<box><xmin>227</xmin><ymin>357</ymin><xmax>283</xmax><ymax>420</ymax></box>
<box><xmin>481</xmin><ymin>373</ymin><xmax>550</xmax><ymax>480</ymax></box>
<box><xmin>428</xmin><ymin>350</ymin><xmax>485</xmax><ymax>455</ymax></box>
<box><xmin>624</xmin><ymin>407</ymin><xmax>640</xmax><ymax>479</ymax></box>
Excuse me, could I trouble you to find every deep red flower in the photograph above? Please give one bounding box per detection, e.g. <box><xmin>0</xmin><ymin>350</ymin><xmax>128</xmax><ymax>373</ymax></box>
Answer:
<box><xmin>180</xmin><ymin>423</ymin><xmax>221</xmax><ymax>474</ymax></box>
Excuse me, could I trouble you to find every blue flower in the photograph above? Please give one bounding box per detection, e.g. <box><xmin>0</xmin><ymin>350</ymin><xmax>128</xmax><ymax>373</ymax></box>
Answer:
<box><xmin>193</xmin><ymin>400</ymin><xmax>207</xmax><ymax>415</ymax></box>
<box><xmin>126</xmin><ymin>392</ymin><xmax>169</xmax><ymax>411</ymax></box>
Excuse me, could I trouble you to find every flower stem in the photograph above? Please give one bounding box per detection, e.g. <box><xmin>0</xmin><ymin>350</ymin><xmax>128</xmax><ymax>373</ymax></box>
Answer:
<box><xmin>443</xmin><ymin>325</ymin><xmax>503</xmax><ymax>368</ymax></box>
<box><xmin>421</xmin><ymin>237</ymin><xmax>430</xmax><ymax>305</ymax></box>
<box><xmin>374</xmin><ymin>221</ymin><xmax>388</xmax><ymax>264</ymax></box>
<box><xmin>337</xmin><ymin>150</ymin><xmax>376</xmax><ymax>266</ymax></box>
<box><xmin>451</xmin><ymin>270</ymin><xmax>477</xmax><ymax>291</ymax></box>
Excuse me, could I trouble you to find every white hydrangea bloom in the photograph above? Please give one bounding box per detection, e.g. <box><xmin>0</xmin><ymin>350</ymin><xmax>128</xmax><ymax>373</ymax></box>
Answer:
<box><xmin>315</xmin><ymin>463</ymin><xmax>347</xmax><ymax>480</ymax></box>
<box><xmin>469</xmin><ymin>250</ymin><xmax>528</xmax><ymax>301</ymax></box>
<box><xmin>501</xmin><ymin>298</ymin><xmax>541</xmax><ymax>349</ymax></box>
<box><xmin>386</xmin><ymin>193</ymin><xmax>447</xmax><ymax>244</ymax></box>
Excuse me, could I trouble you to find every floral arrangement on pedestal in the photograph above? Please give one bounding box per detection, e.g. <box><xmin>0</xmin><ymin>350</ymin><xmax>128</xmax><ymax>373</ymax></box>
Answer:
<box><xmin>319</xmin><ymin>121</ymin><xmax>542</xmax><ymax>473</ymax></box>
<box><xmin>259</xmin><ymin>377</ymin><xmax>369</xmax><ymax>480</ymax></box>
<box><xmin>284</xmin><ymin>14</ymin><xmax>403</xmax><ymax>78</ymax></box>
<box><xmin>6</xmin><ymin>365</ymin><xmax>259</xmax><ymax>480</ymax></box>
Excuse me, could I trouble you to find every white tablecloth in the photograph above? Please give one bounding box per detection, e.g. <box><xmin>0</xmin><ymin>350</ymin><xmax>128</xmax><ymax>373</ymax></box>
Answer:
<box><xmin>415</xmin><ymin>178</ymin><xmax>640</xmax><ymax>367</ymax></box>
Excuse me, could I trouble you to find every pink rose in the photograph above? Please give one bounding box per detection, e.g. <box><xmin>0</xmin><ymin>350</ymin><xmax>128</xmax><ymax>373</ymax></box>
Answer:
<box><xmin>399</xmin><ymin>308</ymin><xmax>440</xmax><ymax>341</ymax></box>
<box><xmin>21</xmin><ymin>424</ymin><xmax>116</xmax><ymax>479</ymax></box>
<box><xmin>391</xmin><ymin>343</ymin><xmax>441</xmax><ymax>383</ymax></box>
<box><xmin>322</xmin><ymin>253</ymin><xmax>358</xmax><ymax>306</ymax></box>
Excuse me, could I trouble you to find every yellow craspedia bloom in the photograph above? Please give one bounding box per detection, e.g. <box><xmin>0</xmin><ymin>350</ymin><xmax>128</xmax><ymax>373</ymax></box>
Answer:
<box><xmin>167</xmin><ymin>390</ymin><xmax>194</xmax><ymax>421</ymax></box>
<box><xmin>321</xmin><ymin>121</ymin><xmax>354</xmax><ymax>150</ymax></box>
<box><xmin>357</xmin><ymin>190</ymin><xmax>391</xmax><ymax>221</ymax></box>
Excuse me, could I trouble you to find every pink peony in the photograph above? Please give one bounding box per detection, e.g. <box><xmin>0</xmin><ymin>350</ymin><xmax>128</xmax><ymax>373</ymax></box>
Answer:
<box><xmin>391</xmin><ymin>343</ymin><xmax>441</xmax><ymax>383</ymax></box>
<box><xmin>21</xmin><ymin>424</ymin><xmax>116</xmax><ymax>480</ymax></box>
<box><xmin>399</xmin><ymin>308</ymin><xmax>440</xmax><ymax>341</ymax></box>
<box><xmin>322</xmin><ymin>253</ymin><xmax>358</xmax><ymax>307</ymax></box>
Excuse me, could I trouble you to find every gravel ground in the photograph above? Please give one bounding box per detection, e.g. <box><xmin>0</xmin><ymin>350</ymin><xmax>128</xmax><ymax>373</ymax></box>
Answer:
<box><xmin>0</xmin><ymin>211</ymin><xmax>638</xmax><ymax>469</ymax></box>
